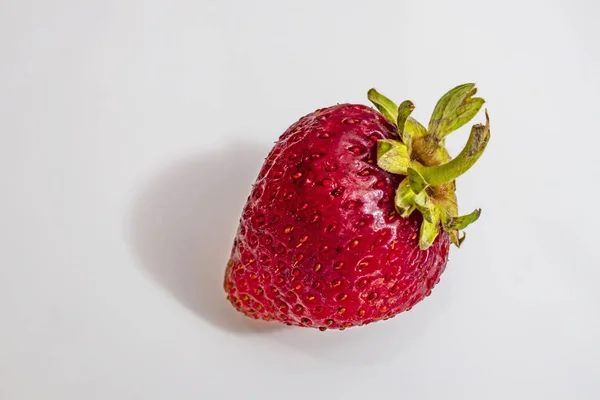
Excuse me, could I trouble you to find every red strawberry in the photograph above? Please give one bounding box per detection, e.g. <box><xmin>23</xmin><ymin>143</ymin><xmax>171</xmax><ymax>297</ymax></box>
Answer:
<box><xmin>224</xmin><ymin>84</ymin><xmax>490</xmax><ymax>330</ymax></box>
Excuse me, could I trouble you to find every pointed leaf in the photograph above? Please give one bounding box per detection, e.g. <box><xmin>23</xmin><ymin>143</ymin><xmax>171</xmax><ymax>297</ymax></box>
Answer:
<box><xmin>407</xmin><ymin>167</ymin><xmax>427</xmax><ymax>194</ymax></box>
<box><xmin>397</xmin><ymin>100</ymin><xmax>415</xmax><ymax>145</ymax></box>
<box><xmin>436</xmin><ymin>189</ymin><xmax>459</xmax><ymax>221</ymax></box>
<box><xmin>444</xmin><ymin>209</ymin><xmax>481</xmax><ymax>231</ymax></box>
<box><xmin>405</xmin><ymin>117</ymin><xmax>428</xmax><ymax>138</ymax></box>
<box><xmin>419</xmin><ymin>213</ymin><xmax>440</xmax><ymax>250</ymax></box>
<box><xmin>428</xmin><ymin>83</ymin><xmax>485</xmax><ymax>139</ymax></box>
<box><xmin>377</xmin><ymin>140</ymin><xmax>410</xmax><ymax>174</ymax></box>
<box><xmin>428</xmin><ymin>83</ymin><xmax>474</xmax><ymax>133</ymax></box>
<box><xmin>395</xmin><ymin>179</ymin><xmax>416</xmax><ymax>217</ymax></box>
<box><xmin>449</xmin><ymin>230</ymin><xmax>461</xmax><ymax>247</ymax></box>
<box><xmin>368</xmin><ymin>89</ymin><xmax>398</xmax><ymax>126</ymax></box>
<box><xmin>413</xmin><ymin>191</ymin><xmax>434</xmax><ymax>222</ymax></box>
<box><xmin>444</xmin><ymin>97</ymin><xmax>484</xmax><ymax>136</ymax></box>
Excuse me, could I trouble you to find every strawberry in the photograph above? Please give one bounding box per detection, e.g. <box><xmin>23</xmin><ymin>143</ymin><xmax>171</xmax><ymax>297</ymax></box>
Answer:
<box><xmin>223</xmin><ymin>84</ymin><xmax>490</xmax><ymax>330</ymax></box>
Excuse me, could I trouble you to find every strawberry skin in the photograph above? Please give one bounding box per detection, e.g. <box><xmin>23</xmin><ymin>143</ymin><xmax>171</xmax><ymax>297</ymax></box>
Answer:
<box><xmin>224</xmin><ymin>104</ymin><xmax>450</xmax><ymax>330</ymax></box>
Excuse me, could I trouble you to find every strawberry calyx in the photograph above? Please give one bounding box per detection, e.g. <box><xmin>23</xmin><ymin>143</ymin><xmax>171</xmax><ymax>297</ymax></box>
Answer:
<box><xmin>368</xmin><ymin>83</ymin><xmax>491</xmax><ymax>250</ymax></box>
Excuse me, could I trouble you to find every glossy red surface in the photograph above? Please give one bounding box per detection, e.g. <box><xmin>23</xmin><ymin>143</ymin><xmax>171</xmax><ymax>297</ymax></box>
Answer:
<box><xmin>224</xmin><ymin>104</ymin><xmax>449</xmax><ymax>330</ymax></box>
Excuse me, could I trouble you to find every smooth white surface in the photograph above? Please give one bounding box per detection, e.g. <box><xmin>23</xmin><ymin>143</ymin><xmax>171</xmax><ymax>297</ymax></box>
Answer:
<box><xmin>1</xmin><ymin>1</ymin><xmax>599</xmax><ymax>399</ymax></box>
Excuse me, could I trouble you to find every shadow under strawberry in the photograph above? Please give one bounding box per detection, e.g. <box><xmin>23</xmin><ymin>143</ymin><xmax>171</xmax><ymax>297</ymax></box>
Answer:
<box><xmin>128</xmin><ymin>142</ymin><xmax>283</xmax><ymax>333</ymax></box>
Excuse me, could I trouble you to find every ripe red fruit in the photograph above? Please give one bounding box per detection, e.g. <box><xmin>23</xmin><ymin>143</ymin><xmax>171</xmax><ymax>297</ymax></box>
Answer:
<box><xmin>224</xmin><ymin>84</ymin><xmax>490</xmax><ymax>330</ymax></box>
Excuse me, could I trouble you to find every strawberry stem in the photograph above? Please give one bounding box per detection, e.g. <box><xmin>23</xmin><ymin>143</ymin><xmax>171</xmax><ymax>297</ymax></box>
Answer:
<box><xmin>369</xmin><ymin>83</ymin><xmax>491</xmax><ymax>249</ymax></box>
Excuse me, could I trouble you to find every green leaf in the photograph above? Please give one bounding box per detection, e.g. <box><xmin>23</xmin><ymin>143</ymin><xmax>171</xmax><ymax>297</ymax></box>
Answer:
<box><xmin>444</xmin><ymin>208</ymin><xmax>481</xmax><ymax>231</ymax></box>
<box><xmin>407</xmin><ymin>167</ymin><xmax>427</xmax><ymax>194</ymax></box>
<box><xmin>394</xmin><ymin>179</ymin><xmax>416</xmax><ymax>217</ymax></box>
<box><xmin>448</xmin><ymin>230</ymin><xmax>461</xmax><ymax>247</ymax></box>
<box><xmin>368</xmin><ymin>89</ymin><xmax>398</xmax><ymax>126</ymax></box>
<box><xmin>377</xmin><ymin>140</ymin><xmax>410</xmax><ymax>174</ymax></box>
<box><xmin>405</xmin><ymin>117</ymin><xmax>428</xmax><ymax>138</ymax></box>
<box><xmin>428</xmin><ymin>83</ymin><xmax>474</xmax><ymax>132</ymax></box>
<box><xmin>397</xmin><ymin>100</ymin><xmax>415</xmax><ymax>145</ymax></box>
<box><xmin>428</xmin><ymin>83</ymin><xmax>485</xmax><ymax>139</ymax></box>
<box><xmin>445</xmin><ymin>98</ymin><xmax>484</xmax><ymax>136</ymax></box>
<box><xmin>447</xmin><ymin>230</ymin><xmax>466</xmax><ymax>247</ymax></box>
<box><xmin>419</xmin><ymin>212</ymin><xmax>440</xmax><ymax>250</ymax></box>
<box><xmin>413</xmin><ymin>191</ymin><xmax>434</xmax><ymax>222</ymax></box>
<box><xmin>435</xmin><ymin>187</ymin><xmax>458</xmax><ymax>219</ymax></box>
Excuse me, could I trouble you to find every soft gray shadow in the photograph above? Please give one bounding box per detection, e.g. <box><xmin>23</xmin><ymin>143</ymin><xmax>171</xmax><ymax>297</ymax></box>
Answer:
<box><xmin>128</xmin><ymin>142</ymin><xmax>282</xmax><ymax>333</ymax></box>
<box><xmin>267</xmin><ymin>303</ymin><xmax>447</xmax><ymax>365</ymax></box>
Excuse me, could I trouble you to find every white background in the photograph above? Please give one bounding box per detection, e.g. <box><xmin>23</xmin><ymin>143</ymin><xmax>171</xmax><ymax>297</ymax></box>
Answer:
<box><xmin>1</xmin><ymin>0</ymin><xmax>599</xmax><ymax>399</ymax></box>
